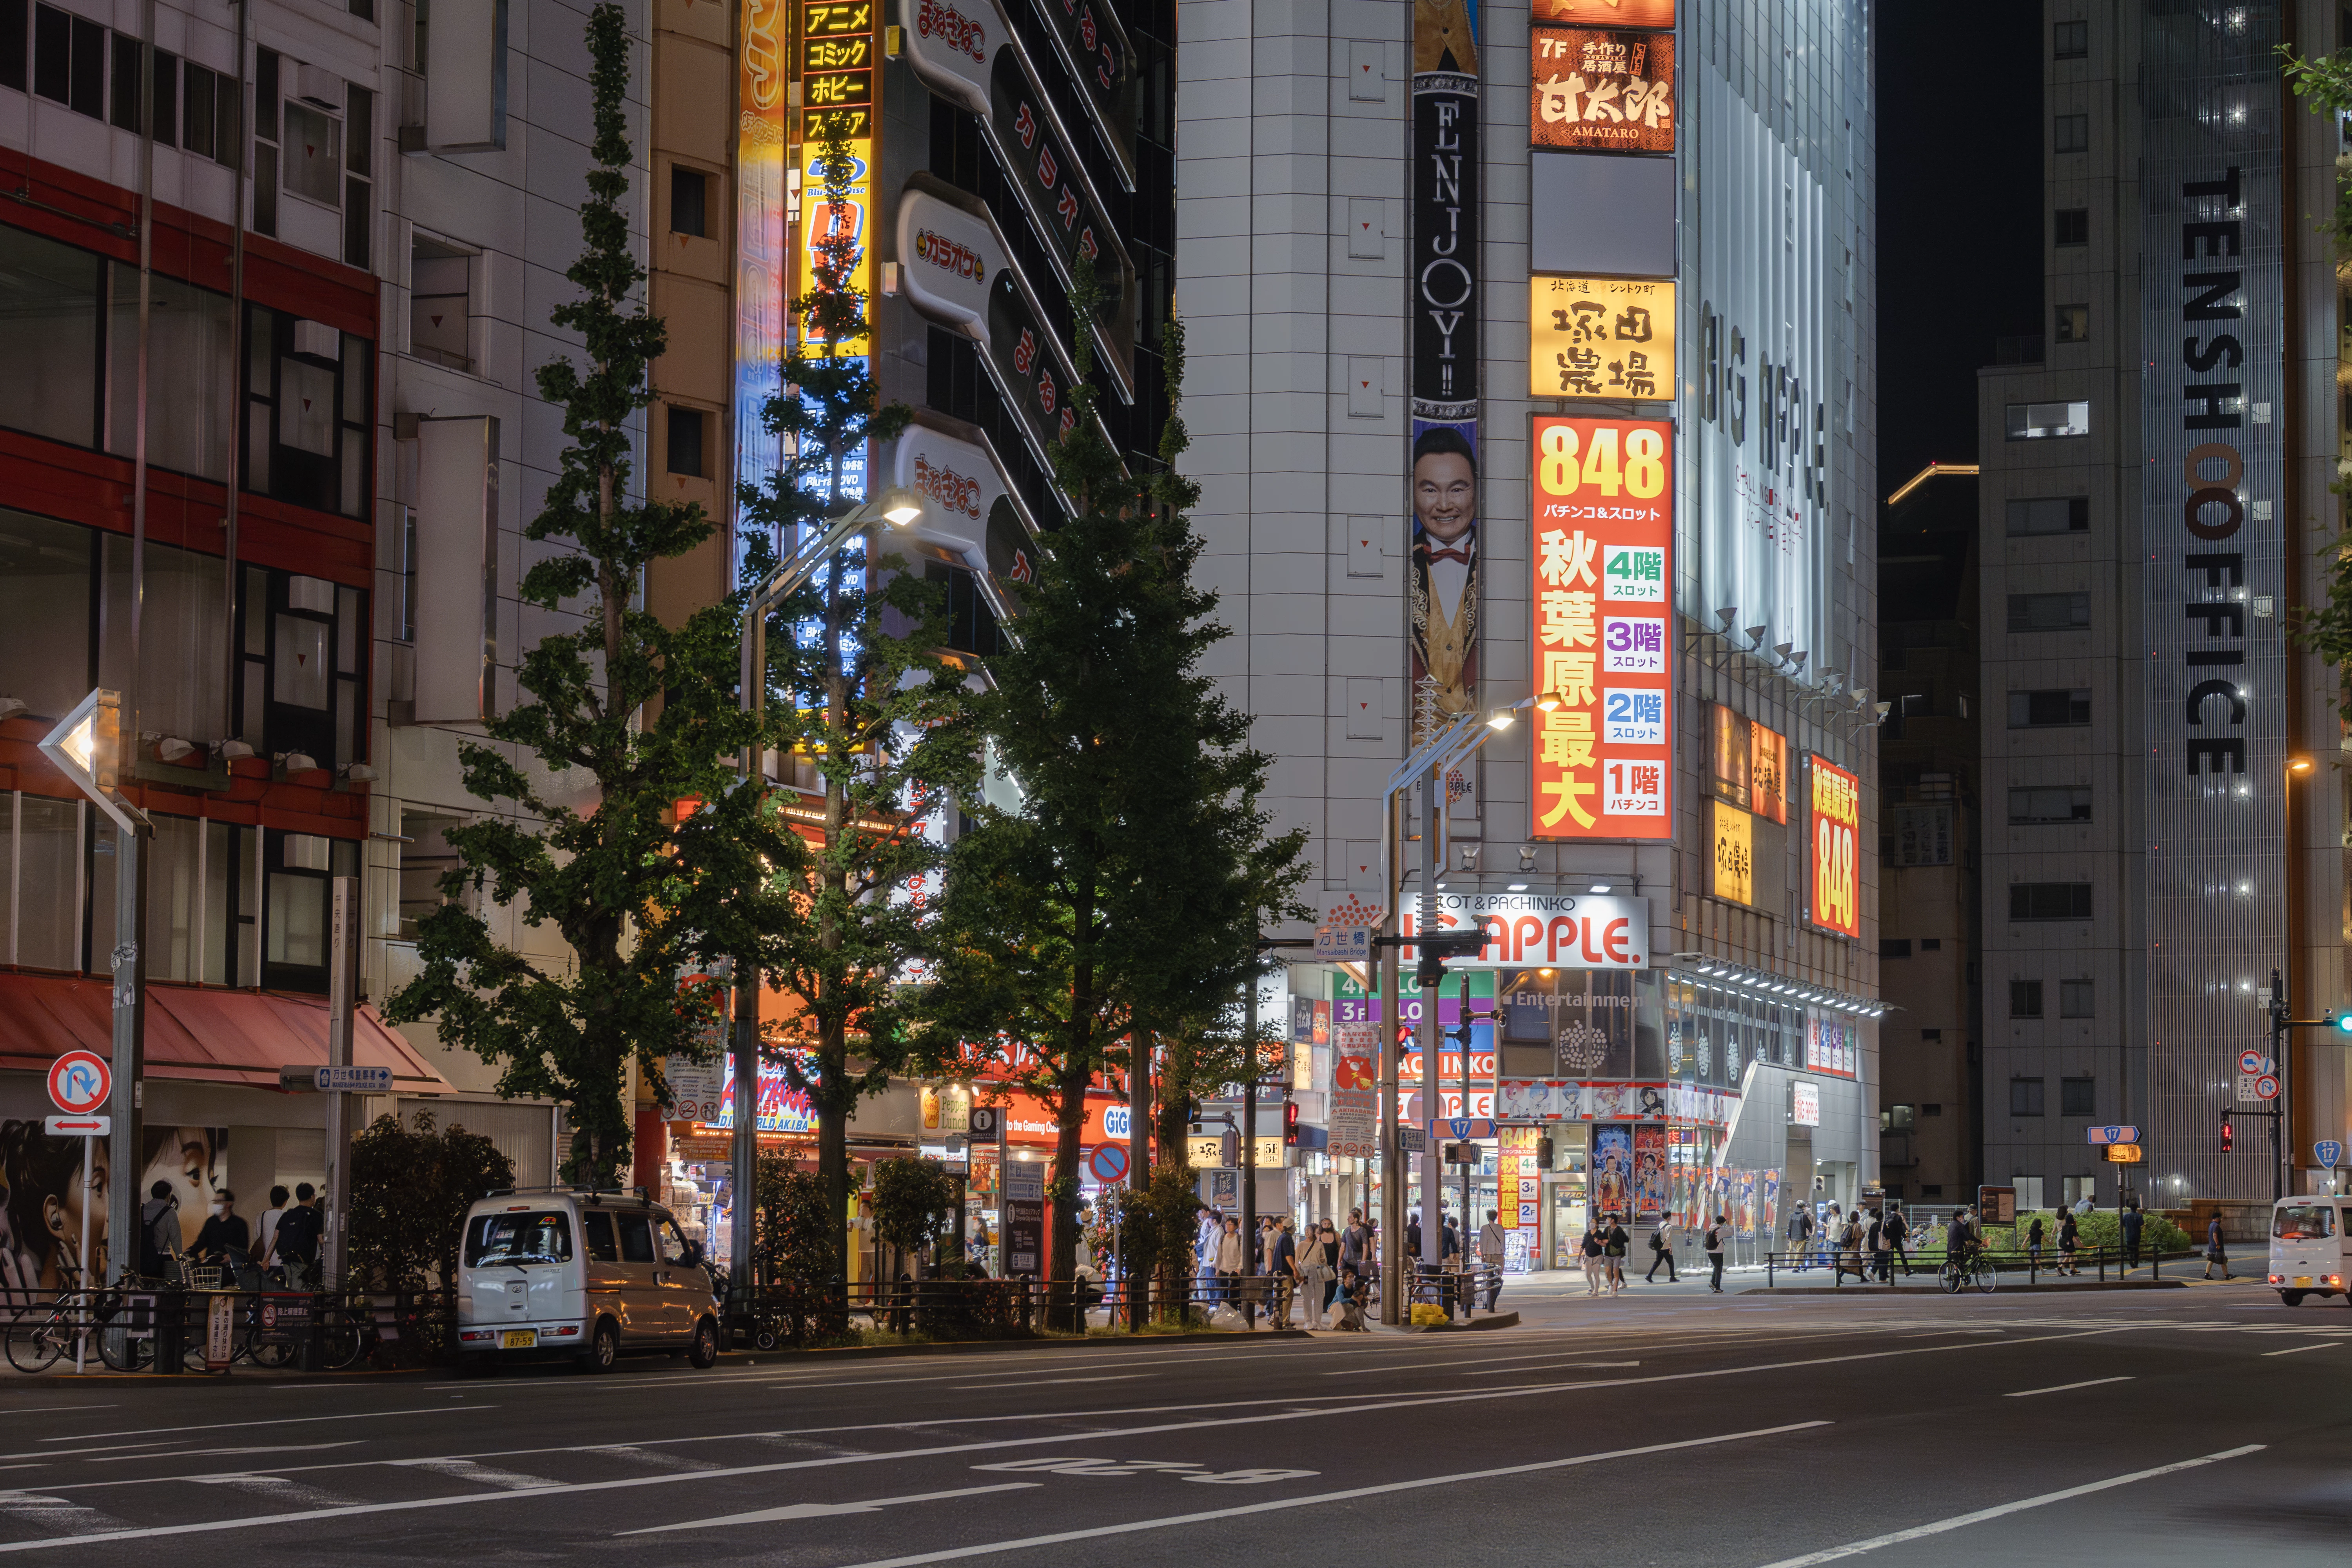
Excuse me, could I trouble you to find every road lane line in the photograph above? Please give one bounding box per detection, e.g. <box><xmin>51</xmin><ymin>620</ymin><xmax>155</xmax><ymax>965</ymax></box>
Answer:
<box><xmin>1748</xmin><ymin>1445</ymin><xmax>2265</xmax><ymax>1567</ymax></box>
<box><xmin>946</xmin><ymin>1377</ymin><xmax>1145</xmax><ymax>1390</ymax></box>
<box><xmin>390</xmin><ymin>1458</ymin><xmax>564</xmax><ymax>1492</ymax></box>
<box><xmin>621</xmin><ymin>1482</ymin><xmax>1041</xmax><ymax>1535</ymax></box>
<box><xmin>0</xmin><ymin>1409</ymin><xmax>115</xmax><ymax>1418</ymax></box>
<box><xmin>2004</xmin><ymin>1376</ymin><xmax>2132</xmax><ymax>1397</ymax></box>
<box><xmin>819</xmin><ymin>1423</ymin><xmax>1833</xmax><ymax>1568</ymax></box>
<box><xmin>2261</xmin><ymin>1341</ymin><xmax>2343</xmax><ymax>1357</ymax></box>
<box><xmin>42</xmin><ymin>1408</ymin><xmax>488</xmax><ymax>1443</ymax></box>
<box><xmin>1466</xmin><ymin>1361</ymin><xmax>1639</xmax><ymax>1375</ymax></box>
<box><xmin>0</xmin><ymin>1445</ymin><xmax>176</xmax><ymax>1462</ymax></box>
<box><xmin>11</xmin><ymin>1323</ymin><xmax>2129</xmax><ymax>1505</ymax></box>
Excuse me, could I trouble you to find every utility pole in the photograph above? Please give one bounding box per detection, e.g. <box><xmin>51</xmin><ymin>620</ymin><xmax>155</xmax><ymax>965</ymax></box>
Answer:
<box><xmin>1378</xmin><ymin>912</ymin><xmax>1403</xmax><ymax>1326</ymax></box>
<box><xmin>1241</xmin><ymin>970</ymin><xmax>1257</xmax><ymax>1325</ymax></box>
<box><xmin>1418</xmin><ymin>771</ymin><xmax>1442</xmax><ymax>1280</ymax></box>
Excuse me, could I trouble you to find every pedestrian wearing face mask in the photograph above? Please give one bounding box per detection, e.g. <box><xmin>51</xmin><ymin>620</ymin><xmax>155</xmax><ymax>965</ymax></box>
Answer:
<box><xmin>191</xmin><ymin>1189</ymin><xmax>250</xmax><ymax>1276</ymax></box>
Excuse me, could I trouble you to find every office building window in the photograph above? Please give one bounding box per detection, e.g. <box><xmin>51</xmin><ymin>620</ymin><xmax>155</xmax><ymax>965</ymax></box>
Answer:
<box><xmin>2010</xmin><ymin>1080</ymin><xmax>2045</xmax><ymax>1117</ymax></box>
<box><xmin>2007</xmin><ymin>592</ymin><xmax>2091</xmax><ymax>632</ymax></box>
<box><xmin>1882</xmin><ymin>938</ymin><xmax>1913</xmax><ymax>959</ymax></box>
<box><xmin>2008</xmin><ymin>689</ymin><xmax>2092</xmax><ymax>728</ymax></box>
<box><xmin>2009</xmin><ymin>786</ymin><xmax>2092</xmax><ymax>824</ymax></box>
<box><xmin>2007</xmin><ymin>496</ymin><xmax>2089</xmax><ymax>535</ymax></box>
<box><xmin>0</xmin><ymin>0</ymin><xmax>23</xmax><ymax>92</ymax></box>
<box><xmin>671</xmin><ymin>166</ymin><xmax>710</xmax><ymax>238</ymax></box>
<box><xmin>2060</xmin><ymin>980</ymin><xmax>2094</xmax><ymax>1018</ymax></box>
<box><xmin>181</xmin><ymin>61</ymin><xmax>241</xmax><ymax>167</ymax></box>
<box><xmin>2054</xmin><ymin>19</ymin><xmax>2088</xmax><ymax>58</ymax></box>
<box><xmin>2054</xmin><ymin>114</ymin><xmax>2089</xmax><ymax>153</ymax></box>
<box><xmin>1922</xmin><ymin>1105</ymin><xmax>1944</xmax><ymax>1116</ymax></box>
<box><xmin>2013</xmin><ymin>1176</ymin><xmax>2045</xmax><ymax>1210</ymax></box>
<box><xmin>666</xmin><ymin>405</ymin><xmax>706</xmax><ymax>477</ymax></box>
<box><xmin>2055</xmin><ymin>303</ymin><xmax>2088</xmax><ymax>342</ymax></box>
<box><xmin>2010</xmin><ymin>980</ymin><xmax>2043</xmax><ymax>1018</ymax></box>
<box><xmin>108</xmin><ymin>35</ymin><xmax>176</xmax><ymax>145</ymax></box>
<box><xmin>2055</xmin><ymin>207</ymin><xmax>2089</xmax><ymax>245</ymax></box>
<box><xmin>2006</xmin><ymin>400</ymin><xmax>2089</xmax><ymax>439</ymax></box>
<box><xmin>2062</xmin><ymin>1174</ymin><xmax>2097</xmax><ymax>1207</ymax></box>
<box><xmin>32</xmin><ymin>4</ymin><xmax>103</xmax><ymax>119</ymax></box>
<box><xmin>252</xmin><ymin>47</ymin><xmax>278</xmax><ymax>236</ymax></box>
<box><xmin>1922</xmin><ymin>1029</ymin><xmax>1943</xmax><ymax>1042</ymax></box>
<box><xmin>2010</xmin><ymin>882</ymin><xmax>2093</xmax><ymax>921</ymax></box>
<box><xmin>2061</xmin><ymin>1076</ymin><xmax>2096</xmax><ymax>1116</ymax></box>
<box><xmin>1920</xmin><ymin>937</ymin><xmax>1942</xmax><ymax>951</ymax></box>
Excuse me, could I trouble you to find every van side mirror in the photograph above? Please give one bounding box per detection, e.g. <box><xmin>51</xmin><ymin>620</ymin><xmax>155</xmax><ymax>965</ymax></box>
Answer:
<box><xmin>680</xmin><ymin>1240</ymin><xmax>705</xmax><ymax>1270</ymax></box>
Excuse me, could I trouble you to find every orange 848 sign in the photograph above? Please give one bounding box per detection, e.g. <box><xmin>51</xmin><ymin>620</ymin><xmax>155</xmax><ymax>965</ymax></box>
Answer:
<box><xmin>1528</xmin><ymin>415</ymin><xmax>1673</xmax><ymax>840</ymax></box>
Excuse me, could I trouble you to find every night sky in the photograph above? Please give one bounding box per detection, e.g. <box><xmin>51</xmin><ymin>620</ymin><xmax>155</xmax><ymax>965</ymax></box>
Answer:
<box><xmin>1875</xmin><ymin>0</ymin><xmax>2047</xmax><ymax>490</ymax></box>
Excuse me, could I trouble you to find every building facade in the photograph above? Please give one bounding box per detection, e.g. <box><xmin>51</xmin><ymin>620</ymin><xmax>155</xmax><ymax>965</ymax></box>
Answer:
<box><xmin>1875</xmin><ymin>462</ymin><xmax>1983</xmax><ymax>1205</ymax></box>
<box><xmin>1976</xmin><ymin>0</ymin><xmax>2348</xmax><ymax>1221</ymax></box>
<box><xmin>1178</xmin><ymin>0</ymin><xmax>1882</xmax><ymax>1267</ymax></box>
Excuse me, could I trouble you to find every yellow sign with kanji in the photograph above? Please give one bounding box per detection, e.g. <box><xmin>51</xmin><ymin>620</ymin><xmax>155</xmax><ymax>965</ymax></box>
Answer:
<box><xmin>1529</xmin><ymin>277</ymin><xmax>1675</xmax><ymax>401</ymax></box>
<box><xmin>1710</xmin><ymin>799</ymin><xmax>1756</xmax><ymax>906</ymax></box>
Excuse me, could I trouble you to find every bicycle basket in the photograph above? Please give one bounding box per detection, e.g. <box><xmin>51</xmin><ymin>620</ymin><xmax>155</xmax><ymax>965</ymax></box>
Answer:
<box><xmin>189</xmin><ymin>1265</ymin><xmax>226</xmax><ymax>1291</ymax></box>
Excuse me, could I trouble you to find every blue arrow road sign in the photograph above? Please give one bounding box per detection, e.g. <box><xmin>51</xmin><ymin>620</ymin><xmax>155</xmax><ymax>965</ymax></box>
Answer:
<box><xmin>2318</xmin><ymin>1140</ymin><xmax>2344</xmax><ymax>1170</ymax></box>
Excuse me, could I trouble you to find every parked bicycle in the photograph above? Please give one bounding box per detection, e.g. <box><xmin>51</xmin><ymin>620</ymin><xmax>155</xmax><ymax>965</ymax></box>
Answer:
<box><xmin>1940</xmin><ymin>1244</ymin><xmax>1997</xmax><ymax>1294</ymax></box>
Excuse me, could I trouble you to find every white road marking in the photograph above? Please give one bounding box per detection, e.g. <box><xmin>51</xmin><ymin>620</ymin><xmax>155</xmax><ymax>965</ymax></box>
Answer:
<box><xmin>390</xmin><ymin>1458</ymin><xmax>562</xmax><ymax>1491</ymax></box>
<box><xmin>0</xmin><ymin>1408</ymin><xmax>115</xmax><ymax>1417</ymax></box>
<box><xmin>822</xmin><ymin>1422</ymin><xmax>1833</xmax><ymax>1568</ymax></box>
<box><xmin>1465</xmin><ymin>1360</ymin><xmax>1640</xmax><ymax>1376</ymax></box>
<box><xmin>87</xmin><ymin>1443</ymin><xmax>361</xmax><ymax>1463</ymax></box>
<box><xmin>1747</xmin><ymin>1445</ymin><xmax>2265</xmax><ymax>1566</ymax></box>
<box><xmin>42</xmin><ymin>1408</ymin><xmax>487</xmax><ymax>1443</ymax></box>
<box><xmin>2261</xmin><ymin>1341</ymin><xmax>2344</xmax><ymax>1357</ymax></box>
<box><xmin>620</xmin><ymin>1482</ymin><xmax>1041</xmax><ymax>1535</ymax></box>
<box><xmin>2004</xmin><ymin>1376</ymin><xmax>2132</xmax><ymax>1398</ymax></box>
<box><xmin>947</xmin><ymin>1376</ymin><xmax>1145</xmax><ymax>1390</ymax></box>
<box><xmin>0</xmin><ymin>1444</ymin><xmax>174</xmax><ymax>1462</ymax></box>
<box><xmin>0</xmin><ymin>1495</ymin><xmax>126</xmax><ymax>1537</ymax></box>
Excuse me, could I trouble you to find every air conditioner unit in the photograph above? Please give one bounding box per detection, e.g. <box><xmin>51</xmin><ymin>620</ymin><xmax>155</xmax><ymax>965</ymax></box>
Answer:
<box><xmin>294</xmin><ymin>62</ymin><xmax>345</xmax><ymax>111</ymax></box>
<box><xmin>293</xmin><ymin>319</ymin><xmax>340</xmax><ymax>361</ymax></box>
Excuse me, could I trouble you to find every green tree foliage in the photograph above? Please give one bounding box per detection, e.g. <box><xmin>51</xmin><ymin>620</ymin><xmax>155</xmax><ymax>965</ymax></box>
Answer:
<box><xmin>867</xmin><ymin>1156</ymin><xmax>959</xmax><ymax>1261</ymax></box>
<box><xmin>1099</xmin><ymin>1163</ymin><xmax>1207</xmax><ymax>1324</ymax></box>
<box><xmin>923</xmin><ymin>277</ymin><xmax>1310</xmax><ymax>1305</ymax></box>
<box><xmin>347</xmin><ymin>1109</ymin><xmax>516</xmax><ymax>1292</ymax></box>
<box><xmin>751</xmin><ymin>1155</ymin><xmax>837</xmax><ymax>1289</ymax></box>
<box><xmin>384</xmin><ymin>5</ymin><xmax>793</xmax><ymax>1183</ymax></box>
<box><xmin>733</xmin><ymin>110</ymin><xmax>978</xmax><ymax>1281</ymax></box>
<box><xmin>2277</xmin><ymin>46</ymin><xmax>2352</xmax><ymax>702</ymax></box>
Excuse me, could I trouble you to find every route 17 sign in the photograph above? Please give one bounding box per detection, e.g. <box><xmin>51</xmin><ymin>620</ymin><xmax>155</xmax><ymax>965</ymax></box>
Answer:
<box><xmin>2316</xmin><ymin>1140</ymin><xmax>2343</xmax><ymax>1170</ymax></box>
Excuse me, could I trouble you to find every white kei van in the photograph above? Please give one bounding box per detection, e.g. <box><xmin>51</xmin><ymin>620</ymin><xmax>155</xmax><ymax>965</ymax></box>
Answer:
<box><xmin>454</xmin><ymin>1189</ymin><xmax>721</xmax><ymax>1372</ymax></box>
<box><xmin>2266</xmin><ymin>1196</ymin><xmax>2351</xmax><ymax>1306</ymax></box>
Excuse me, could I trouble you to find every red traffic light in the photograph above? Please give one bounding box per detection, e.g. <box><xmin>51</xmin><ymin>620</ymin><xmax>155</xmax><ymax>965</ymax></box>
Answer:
<box><xmin>1283</xmin><ymin>1102</ymin><xmax>1301</xmax><ymax>1145</ymax></box>
<box><xmin>2220</xmin><ymin>1115</ymin><xmax>2234</xmax><ymax>1154</ymax></box>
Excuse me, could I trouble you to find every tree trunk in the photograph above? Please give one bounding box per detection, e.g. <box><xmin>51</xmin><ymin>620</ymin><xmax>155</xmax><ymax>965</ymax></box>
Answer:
<box><xmin>815</xmin><ymin>516</ymin><xmax>851</xmax><ymax>1293</ymax></box>
<box><xmin>1051</xmin><ymin>1047</ymin><xmax>1089</xmax><ymax>1330</ymax></box>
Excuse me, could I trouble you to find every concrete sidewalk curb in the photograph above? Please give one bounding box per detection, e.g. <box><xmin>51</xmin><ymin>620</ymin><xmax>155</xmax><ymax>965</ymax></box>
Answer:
<box><xmin>0</xmin><ymin>1327</ymin><xmax>1310</xmax><ymax>1389</ymax></box>
<box><xmin>1744</xmin><ymin>1280</ymin><xmax>2188</xmax><ymax>1295</ymax></box>
<box><xmin>1407</xmin><ymin>1311</ymin><xmax>1521</xmax><ymax>1332</ymax></box>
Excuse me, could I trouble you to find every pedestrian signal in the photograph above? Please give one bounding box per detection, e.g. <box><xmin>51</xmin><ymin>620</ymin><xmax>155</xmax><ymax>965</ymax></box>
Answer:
<box><xmin>2220</xmin><ymin>1115</ymin><xmax>2233</xmax><ymax>1154</ymax></box>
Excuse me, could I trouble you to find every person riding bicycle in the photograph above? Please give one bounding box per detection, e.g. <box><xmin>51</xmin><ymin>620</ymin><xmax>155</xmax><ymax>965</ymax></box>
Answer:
<box><xmin>1945</xmin><ymin>1205</ymin><xmax>1980</xmax><ymax>1274</ymax></box>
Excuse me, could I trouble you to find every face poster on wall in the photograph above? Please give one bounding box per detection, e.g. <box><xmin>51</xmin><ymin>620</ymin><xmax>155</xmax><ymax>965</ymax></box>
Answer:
<box><xmin>1409</xmin><ymin>0</ymin><xmax>1483</xmax><ymax>819</ymax></box>
<box><xmin>1592</xmin><ymin>1124</ymin><xmax>1632</xmax><ymax>1220</ymax></box>
<box><xmin>1632</xmin><ymin>1125</ymin><xmax>1667</xmax><ymax>1225</ymax></box>
<box><xmin>1530</xmin><ymin>25</ymin><xmax>1675</xmax><ymax>153</ymax></box>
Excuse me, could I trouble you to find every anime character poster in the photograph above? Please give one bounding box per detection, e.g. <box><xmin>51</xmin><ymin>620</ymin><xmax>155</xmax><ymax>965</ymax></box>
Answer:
<box><xmin>1736</xmin><ymin>1171</ymin><xmax>1757</xmax><ymax>1240</ymax></box>
<box><xmin>1632</xmin><ymin>1126</ymin><xmax>1667</xmax><ymax>1225</ymax></box>
<box><xmin>1592</xmin><ymin>1125</ymin><xmax>1632</xmax><ymax>1221</ymax></box>
<box><xmin>1762</xmin><ymin>1169</ymin><xmax>1780</xmax><ymax>1238</ymax></box>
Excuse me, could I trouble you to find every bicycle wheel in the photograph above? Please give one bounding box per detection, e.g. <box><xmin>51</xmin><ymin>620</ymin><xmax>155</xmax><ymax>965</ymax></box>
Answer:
<box><xmin>1939</xmin><ymin>1263</ymin><xmax>1963</xmax><ymax>1295</ymax></box>
<box><xmin>92</xmin><ymin>1294</ymin><xmax>152</xmax><ymax>1373</ymax></box>
<box><xmin>1975</xmin><ymin>1260</ymin><xmax>1997</xmax><ymax>1294</ymax></box>
<box><xmin>6</xmin><ymin>1314</ymin><xmax>66</xmax><ymax>1374</ymax></box>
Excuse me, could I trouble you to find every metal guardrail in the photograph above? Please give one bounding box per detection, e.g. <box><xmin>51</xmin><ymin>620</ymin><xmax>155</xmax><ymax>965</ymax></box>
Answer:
<box><xmin>1759</xmin><ymin>1244</ymin><xmax>2196</xmax><ymax>1289</ymax></box>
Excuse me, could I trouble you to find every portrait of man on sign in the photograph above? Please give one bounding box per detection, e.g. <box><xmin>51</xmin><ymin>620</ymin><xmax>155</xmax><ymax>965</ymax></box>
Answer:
<box><xmin>1408</xmin><ymin>423</ymin><xmax>1481</xmax><ymax>731</ymax></box>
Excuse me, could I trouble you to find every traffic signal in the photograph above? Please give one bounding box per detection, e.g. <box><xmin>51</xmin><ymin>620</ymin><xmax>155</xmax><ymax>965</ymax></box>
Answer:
<box><xmin>2220</xmin><ymin>1114</ymin><xmax>2234</xmax><ymax>1154</ymax></box>
<box><xmin>2336</xmin><ymin>1014</ymin><xmax>2352</xmax><ymax>1034</ymax></box>
<box><xmin>1283</xmin><ymin>1102</ymin><xmax>1300</xmax><ymax>1146</ymax></box>
<box><xmin>1535</xmin><ymin>1136</ymin><xmax>1556</xmax><ymax>1171</ymax></box>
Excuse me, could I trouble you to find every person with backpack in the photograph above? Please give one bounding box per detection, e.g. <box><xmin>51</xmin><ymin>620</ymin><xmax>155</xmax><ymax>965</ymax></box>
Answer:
<box><xmin>136</xmin><ymin>1181</ymin><xmax>180</xmax><ymax>1281</ymax></box>
<box><xmin>1579</xmin><ymin>1220</ymin><xmax>1604</xmax><ymax>1296</ymax></box>
<box><xmin>1790</xmin><ymin>1205</ymin><xmax>1816</xmax><ymax>1271</ymax></box>
<box><xmin>1645</xmin><ymin>1215</ymin><xmax>1679</xmax><ymax>1283</ymax></box>
<box><xmin>1864</xmin><ymin>1207</ymin><xmax>1888</xmax><ymax>1282</ymax></box>
<box><xmin>1602</xmin><ymin>1213</ymin><xmax>1630</xmax><ymax>1295</ymax></box>
<box><xmin>2121</xmin><ymin>1202</ymin><xmax>2145</xmax><ymax>1270</ymax></box>
<box><xmin>2203</xmin><ymin>1212</ymin><xmax>2230</xmax><ymax>1281</ymax></box>
<box><xmin>269</xmin><ymin>1183</ymin><xmax>327</xmax><ymax>1290</ymax></box>
<box><xmin>1704</xmin><ymin>1213</ymin><xmax>1727</xmax><ymax>1293</ymax></box>
<box><xmin>2025</xmin><ymin>1212</ymin><xmax>2047</xmax><ymax>1274</ymax></box>
<box><xmin>1834</xmin><ymin>1210</ymin><xmax>1866</xmax><ymax>1285</ymax></box>
<box><xmin>1477</xmin><ymin>1209</ymin><xmax>1506</xmax><ymax>1310</ymax></box>
<box><xmin>1884</xmin><ymin>1203</ymin><xmax>1913</xmax><ymax>1278</ymax></box>
<box><xmin>2057</xmin><ymin>1207</ymin><xmax>2081</xmax><ymax>1275</ymax></box>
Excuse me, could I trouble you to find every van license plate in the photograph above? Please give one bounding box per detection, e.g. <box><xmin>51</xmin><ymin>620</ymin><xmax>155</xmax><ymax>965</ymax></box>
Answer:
<box><xmin>501</xmin><ymin>1329</ymin><xmax>537</xmax><ymax>1349</ymax></box>
<box><xmin>2293</xmin><ymin>1277</ymin><xmax>2313</xmax><ymax>1288</ymax></box>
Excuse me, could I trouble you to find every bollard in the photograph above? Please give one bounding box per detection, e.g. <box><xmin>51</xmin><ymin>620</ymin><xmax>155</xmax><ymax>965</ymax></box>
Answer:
<box><xmin>158</xmin><ymin>1288</ymin><xmax>183</xmax><ymax>1375</ymax></box>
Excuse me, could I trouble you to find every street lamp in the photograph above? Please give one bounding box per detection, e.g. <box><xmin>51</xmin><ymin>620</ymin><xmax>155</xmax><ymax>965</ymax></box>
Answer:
<box><xmin>727</xmin><ymin>485</ymin><xmax>926</xmax><ymax>1300</ymax></box>
<box><xmin>38</xmin><ymin>689</ymin><xmax>149</xmax><ymax>1284</ymax></box>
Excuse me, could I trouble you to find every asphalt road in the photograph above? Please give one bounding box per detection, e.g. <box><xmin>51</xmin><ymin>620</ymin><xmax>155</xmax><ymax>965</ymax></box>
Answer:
<box><xmin>2</xmin><ymin>1280</ymin><xmax>2348</xmax><ymax>1566</ymax></box>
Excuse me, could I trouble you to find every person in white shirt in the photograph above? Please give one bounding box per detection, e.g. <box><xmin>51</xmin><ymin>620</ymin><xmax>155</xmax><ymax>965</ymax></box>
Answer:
<box><xmin>254</xmin><ymin>1185</ymin><xmax>290</xmax><ymax>1275</ymax></box>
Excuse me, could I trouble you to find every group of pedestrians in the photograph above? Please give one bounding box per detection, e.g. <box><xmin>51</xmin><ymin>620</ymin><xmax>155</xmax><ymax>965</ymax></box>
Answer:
<box><xmin>1205</xmin><ymin>1210</ymin><xmax>1380</xmax><ymax>1329</ymax></box>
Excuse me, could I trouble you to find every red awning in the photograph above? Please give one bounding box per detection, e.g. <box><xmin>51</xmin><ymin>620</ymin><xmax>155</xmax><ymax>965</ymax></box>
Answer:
<box><xmin>0</xmin><ymin>972</ymin><xmax>452</xmax><ymax>1091</ymax></box>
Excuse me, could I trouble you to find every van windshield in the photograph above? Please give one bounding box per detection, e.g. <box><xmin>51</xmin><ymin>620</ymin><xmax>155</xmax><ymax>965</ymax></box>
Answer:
<box><xmin>2272</xmin><ymin>1203</ymin><xmax>2337</xmax><ymax>1241</ymax></box>
<box><xmin>466</xmin><ymin>1211</ymin><xmax>575</xmax><ymax>1267</ymax></box>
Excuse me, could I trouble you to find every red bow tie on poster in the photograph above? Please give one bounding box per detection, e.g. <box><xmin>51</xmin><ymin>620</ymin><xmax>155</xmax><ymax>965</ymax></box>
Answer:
<box><xmin>1421</xmin><ymin>546</ymin><xmax>1472</xmax><ymax>564</ymax></box>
